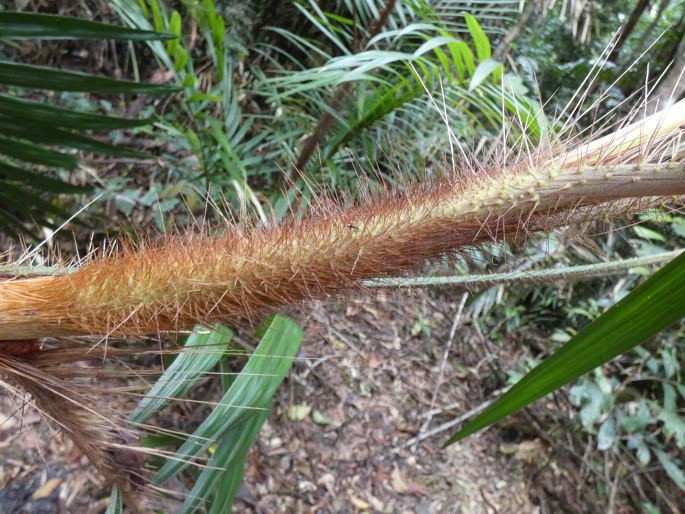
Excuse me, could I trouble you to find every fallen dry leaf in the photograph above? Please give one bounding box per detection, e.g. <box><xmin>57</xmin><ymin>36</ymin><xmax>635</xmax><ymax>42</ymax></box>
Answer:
<box><xmin>391</xmin><ymin>465</ymin><xmax>427</xmax><ymax>496</ymax></box>
<box><xmin>349</xmin><ymin>494</ymin><xmax>371</xmax><ymax>510</ymax></box>
<box><xmin>32</xmin><ymin>477</ymin><xmax>62</xmax><ymax>500</ymax></box>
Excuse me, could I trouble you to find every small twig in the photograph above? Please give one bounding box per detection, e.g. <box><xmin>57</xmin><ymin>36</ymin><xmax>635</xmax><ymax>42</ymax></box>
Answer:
<box><xmin>412</xmin><ymin>292</ymin><xmax>468</xmax><ymax>450</ymax></box>
<box><xmin>328</xmin><ymin>327</ymin><xmax>365</xmax><ymax>357</ymax></box>
<box><xmin>480</xmin><ymin>486</ymin><xmax>499</xmax><ymax>514</ymax></box>
<box><xmin>302</xmin><ymin>354</ymin><xmax>339</xmax><ymax>380</ymax></box>
<box><xmin>418</xmin><ymin>399</ymin><xmax>463</xmax><ymax>419</ymax></box>
<box><xmin>492</xmin><ymin>0</ymin><xmax>537</xmax><ymax>62</ymax></box>
<box><xmin>399</xmin><ymin>388</ymin><xmax>505</xmax><ymax>450</ymax></box>
<box><xmin>366</xmin><ymin>249</ymin><xmax>684</xmax><ymax>289</ymax></box>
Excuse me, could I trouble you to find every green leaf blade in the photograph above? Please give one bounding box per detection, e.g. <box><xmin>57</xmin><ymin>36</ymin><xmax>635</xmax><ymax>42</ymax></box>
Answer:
<box><xmin>445</xmin><ymin>251</ymin><xmax>685</xmax><ymax>446</ymax></box>
<box><xmin>129</xmin><ymin>324</ymin><xmax>234</xmax><ymax>424</ymax></box>
<box><xmin>0</xmin><ymin>95</ymin><xmax>153</xmax><ymax>130</ymax></box>
<box><xmin>0</xmin><ymin>61</ymin><xmax>179</xmax><ymax>94</ymax></box>
<box><xmin>153</xmin><ymin>314</ymin><xmax>303</xmax><ymax>485</ymax></box>
<box><xmin>0</xmin><ymin>12</ymin><xmax>175</xmax><ymax>40</ymax></box>
<box><xmin>464</xmin><ymin>13</ymin><xmax>491</xmax><ymax>62</ymax></box>
<box><xmin>0</xmin><ymin>135</ymin><xmax>78</xmax><ymax>169</ymax></box>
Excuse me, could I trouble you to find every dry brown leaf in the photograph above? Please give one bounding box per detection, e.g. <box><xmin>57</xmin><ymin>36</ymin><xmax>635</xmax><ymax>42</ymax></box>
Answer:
<box><xmin>31</xmin><ymin>477</ymin><xmax>62</xmax><ymax>500</ymax></box>
<box><xmin>349</xmin><ymin>494</ymin><xmax>371</xmax><ymax>510</ymax></box>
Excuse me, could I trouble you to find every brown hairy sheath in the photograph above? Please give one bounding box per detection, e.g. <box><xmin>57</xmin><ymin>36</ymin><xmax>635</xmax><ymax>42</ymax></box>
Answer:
<box><xmin>0</xmin><ymin>101</ymin><xmax>683</xmax><ymax>341</ymax></box>
<box><xmin>0</xmin><ymin>352</ymin><xmax>147</xmax><ymax>512</ymax></box>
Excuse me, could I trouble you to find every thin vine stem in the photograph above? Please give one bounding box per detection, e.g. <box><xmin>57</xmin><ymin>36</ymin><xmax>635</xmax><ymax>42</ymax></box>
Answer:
<box><xmin>366</xmin><ymin>249</ymin><xmax>684</xmax><ymax>288</ymax></box>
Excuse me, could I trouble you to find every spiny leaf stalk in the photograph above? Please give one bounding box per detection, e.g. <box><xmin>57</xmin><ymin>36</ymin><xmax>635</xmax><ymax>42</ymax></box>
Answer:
<box><xmin>0</xmin><ymin>101</ymin><xmax>684</xmax><ymax>340</ymax></box>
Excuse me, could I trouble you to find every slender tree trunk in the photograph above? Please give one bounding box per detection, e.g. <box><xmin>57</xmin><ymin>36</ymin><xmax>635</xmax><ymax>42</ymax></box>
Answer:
<box><xmin>607</xmin><ymin>0</ymin><xmax>652</xmax><ymax>62</ymax></box>
<box><xmin>640</xmin><ymin>0</ymin><xmax>671</xmax><ymax>45</ymax></box>
<box><xmin>653</xmin><ymin>37</ymin><xmax>685</xmax><ymax>106</ymax></box>
<box><xmin>292</xmin><ymin>0</ymin><xmax>398</xmax><ymax>174</ymax></box>
<box><xmin>493</xmin><ymin>0</ymin><xmax>538</xmax><ymax>62</ymax></box>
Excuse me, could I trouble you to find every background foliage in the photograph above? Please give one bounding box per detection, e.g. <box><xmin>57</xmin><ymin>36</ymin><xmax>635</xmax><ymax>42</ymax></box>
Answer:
<box><xmin>1</xmin><ymin>0</ymin><xmax>684</xmax><ymax>512</ymax></box>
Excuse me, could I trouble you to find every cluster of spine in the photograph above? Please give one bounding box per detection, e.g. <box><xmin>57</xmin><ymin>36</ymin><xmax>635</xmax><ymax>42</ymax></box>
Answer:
<box><xmin>0</xmin><ymin>351</ymin><xmax>147</xmax><ymax>511</ymax></box>
<box><xmin>0</xmin><ymin>100</ymin><xmax>683</xmax><ymax>340</ymax></box>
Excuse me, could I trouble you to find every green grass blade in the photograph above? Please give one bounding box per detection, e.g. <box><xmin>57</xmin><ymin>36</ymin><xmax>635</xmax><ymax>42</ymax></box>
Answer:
<box><xmin>153</xmin><ymin>314</ymin><xmax>303</xmax><ymax>485</ymax></box>
<box><xmin>129</xmin><ymin>324</ymin><xmax>234</xmax><ymax>424</ymax></box>
<box><xmin>0</xmin><ymin>61</ymin><xmax>179</xmax><ymax>94</ymax></box>
<box><xmin>0</xmin><ymin>95</ymin><xmax>152</xmax><ymax>130</ymax></box>
<box><xmin>445</xmin><ymin>251</ymin><xmax>685</xmax><ymax>446</ymax></box>
<box><xmin>0</xmin><ymin>12</ymin><xmax>175</xmax><ymax>40</ymax></box>
<box><xmin>104</xmin><ymin>485</ymin><xmax>122</xmax><ymax>514</ymax></box>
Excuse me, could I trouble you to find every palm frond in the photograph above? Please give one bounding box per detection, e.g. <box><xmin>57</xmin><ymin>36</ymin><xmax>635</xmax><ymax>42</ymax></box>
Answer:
<box><xmin>0</xmin><ymin>11</ymin><xmax>177</xmax><ymax>237</ymax></box>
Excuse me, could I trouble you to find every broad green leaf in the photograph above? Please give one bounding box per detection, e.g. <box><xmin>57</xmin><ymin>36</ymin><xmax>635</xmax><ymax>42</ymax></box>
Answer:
<box><xmin>148</xmin><ymin>0</ymin><xmax>167</xmax><ymax>33</ymax></box>
<box><xmin>287</xmin><ymin>404</ymin><xmax>311</xmax><ymax>421</ymax></box>
<box><xmin>0</xmin><ymin>61</ymin><xmax>178</xmax><ymax>94</ymax></box>
<box><xmin>628</xmin><ymin>433</ymin><xmax>652</xmax><ymax>465</ymax></box>
<box><xmin>413</xmin><ymin>36</ymin><xmax>459</xmax><ymax>59</ymax></box>
<box><xmin>366</xmin><ymin>23</ymin><xmax>437</xmax><ymax>48</ymax></box>
<box><xmin>569</xmin><ymin>380</ymin><xmax>605</xmax><ymax>428</ymax></box>
<box><xmin>154</xmin><ymin>314</ymin><xmax>303</xmax><ymax>484</ymax></box>
<box><xmin>166</xmin><ymin>11</ymin><xmax>182</xmax><ymax>55</ymax></box>
<box><xmin>445</xmin><ymin>251</ymin><xmax>685</xmax><ymax>446</ymax></box>
<box><xmin>634</xmin><ymin>225</ymin><xmax>666</xmax><ymax>242</ymax></box>
<box><xmin>456</xmin><ymin>40</ymin><xmax>476</xmax><ymax>77</ymax></box>
<box><xmin>663</xmin><ymin>382</ymin><xmax>677</xmax><ymax>411</ymax></box>
<box><xmin>183</xmin><ymin>408</ymin><xmax>270</xmax><ymax>514</ymax></box>
<box><xmin>173</xmin><ymin>315</ymin><xmax>304</xmax><ymax>513</ymax></box>
<box><xmin>129</xmin><ymin>324</ymin><xmax>234</xmax><ymax>424</ymax></box>
<box><xmin>660</xmin><ymin>347</ymin><xmax>678</xmax><ymax>378</ymax></box>
<box><xmin>597</xmin><ymin>417</ymin><xmax>616</xmax><ymax>451</ymax></box>
<box><xmin>657</xmin><ymin>409</ymin><xmax>685</xmax><ymax>448</ymax></box>
<box><xmin>0</xmin><ymin>12</ymin><xmax>175</xmax><ymax>40</ymax></box>
<box><xmin>672</xmin><ymin>217</ymin><xmax>685</xmax><ymax>238</ymax></box>
<box><xmin>619</xmin><ymin>399</ymin><xmax>652</xmax><ymax>432</ymax></box>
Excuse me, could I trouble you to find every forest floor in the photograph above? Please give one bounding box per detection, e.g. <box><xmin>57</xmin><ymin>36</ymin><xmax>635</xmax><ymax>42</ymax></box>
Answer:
<box><xmin>0</xmin><ymin>288</ymin><xmax>600</xmax><ymax>514</ymax></box>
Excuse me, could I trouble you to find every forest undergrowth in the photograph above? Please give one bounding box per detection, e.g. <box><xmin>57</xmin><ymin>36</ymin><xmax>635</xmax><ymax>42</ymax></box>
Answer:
<box><xmin>1</xmin><ymin>1</ymin><xmax>685</xmax><ymax>513</ymax></box>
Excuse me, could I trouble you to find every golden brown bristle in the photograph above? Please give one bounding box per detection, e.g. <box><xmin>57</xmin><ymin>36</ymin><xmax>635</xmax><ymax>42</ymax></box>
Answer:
<box><xmin>0</xmin><ymin>100</ymin><xmax>683</xmax><ymax>341</ymax></box>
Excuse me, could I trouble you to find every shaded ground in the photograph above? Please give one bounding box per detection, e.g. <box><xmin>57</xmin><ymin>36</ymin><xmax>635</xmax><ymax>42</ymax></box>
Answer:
<box><xmin>242</xmin><ymin>292</ymin><xmax>539</xmax><ymax>513</ymax></box>
<box><xmin>1</xmin><ymin>289</ymin><xmax>590</xmax><ymax>513</ymax></box>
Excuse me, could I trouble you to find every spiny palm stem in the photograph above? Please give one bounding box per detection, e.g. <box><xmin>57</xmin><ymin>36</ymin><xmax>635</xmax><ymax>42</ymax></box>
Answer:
<box><xmin>0</xmin><ymin>100</ymin><xmax>683</xmax><ymax>341</ymax></box>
